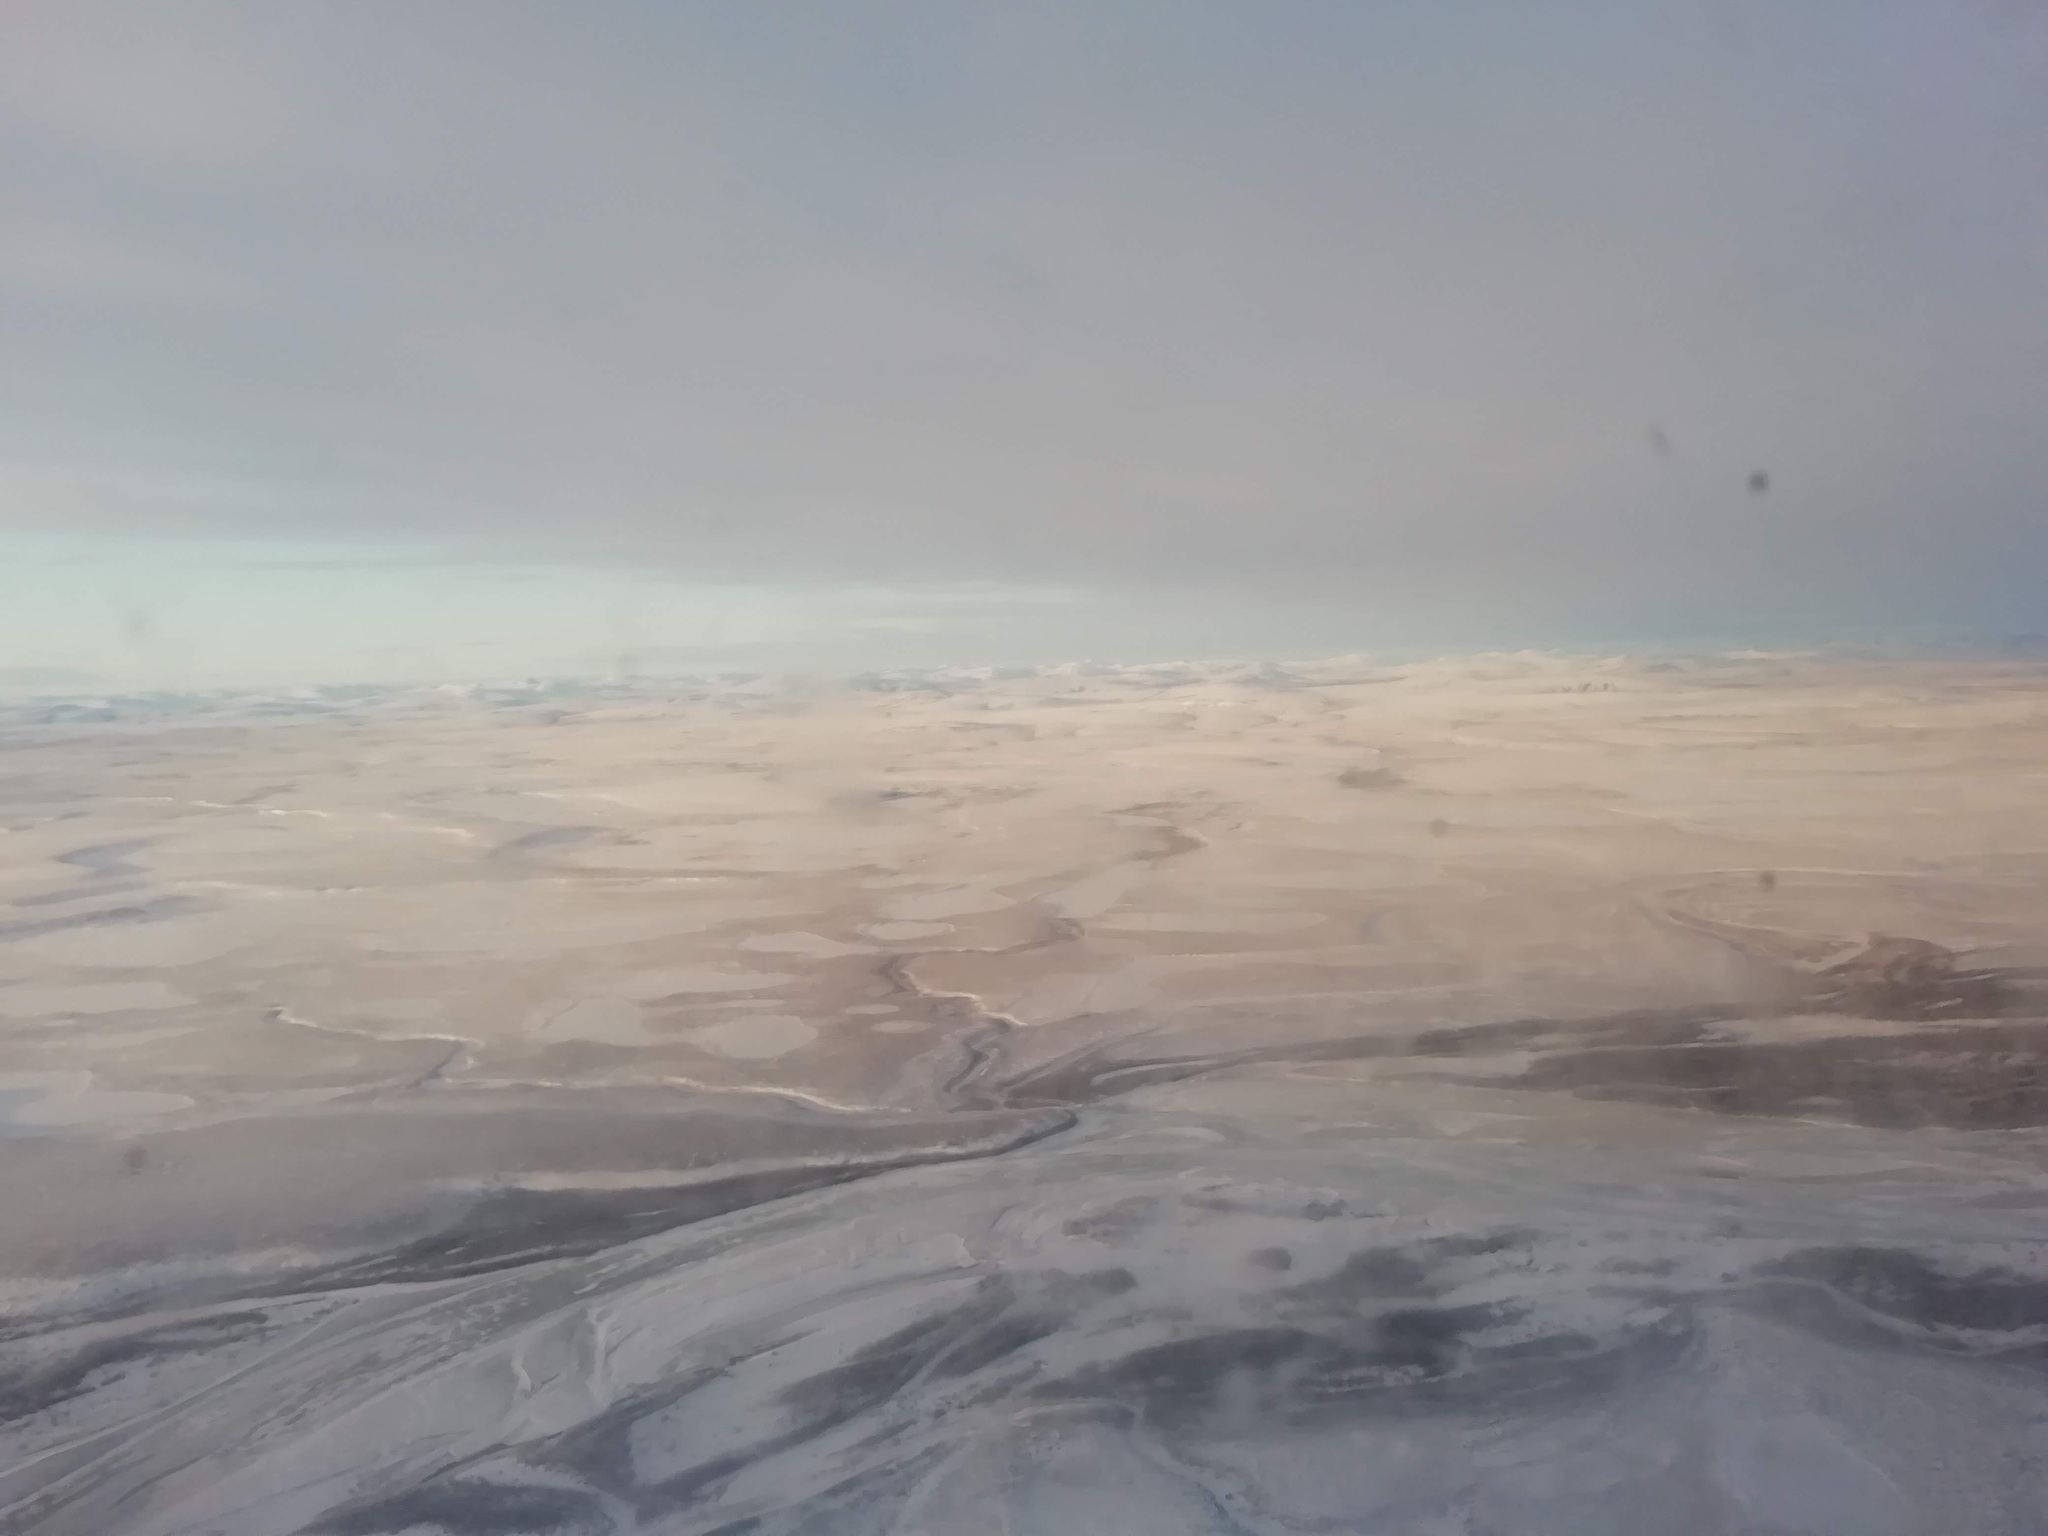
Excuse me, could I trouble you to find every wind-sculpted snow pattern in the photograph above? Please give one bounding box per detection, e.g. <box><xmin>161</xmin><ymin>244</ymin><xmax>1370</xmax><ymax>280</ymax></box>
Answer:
<box><xmin>4</xmin><ymin>654</ymin><xmax>2048</xmax><ymax>1533</ymax></box>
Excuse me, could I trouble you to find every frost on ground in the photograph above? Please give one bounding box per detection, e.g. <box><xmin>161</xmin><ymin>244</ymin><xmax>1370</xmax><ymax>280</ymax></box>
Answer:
<box><xmin>3</xmin><ymin>654</ymin><xmax>2048</xmax><ymax>1534</ymax></box>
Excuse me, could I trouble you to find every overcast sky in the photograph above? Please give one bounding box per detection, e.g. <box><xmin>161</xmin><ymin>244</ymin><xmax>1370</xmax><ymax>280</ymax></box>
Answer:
<box><xmin>3</xmin><ymin>1</ymin><xmax>2045</xmax><ymax>683</ymax></box>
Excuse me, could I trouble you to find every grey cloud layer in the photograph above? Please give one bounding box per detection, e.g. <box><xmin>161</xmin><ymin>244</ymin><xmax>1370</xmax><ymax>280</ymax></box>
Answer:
<box><xmin>3</xmin><ymin>1</ymin><xmax>2044</xmax><ymax>635</ymax></box>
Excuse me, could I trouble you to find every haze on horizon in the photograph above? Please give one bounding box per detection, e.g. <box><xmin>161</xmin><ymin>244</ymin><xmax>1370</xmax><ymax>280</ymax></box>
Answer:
<box><xmin>3</xmin><ymin>0</ymin><xmax>2045</xmax><ymax>684</ymax></box>
<box><xmin>11</xmin><ymin>14</ymin><xmax>2048</xmax><ymax>1530</ymax></box>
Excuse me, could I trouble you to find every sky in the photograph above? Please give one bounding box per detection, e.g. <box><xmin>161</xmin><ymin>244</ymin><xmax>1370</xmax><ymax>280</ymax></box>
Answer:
<box><xmin>2</xmin><ymin>1</ymin><xmax>2045</xmax><ymax>686</ymax></box>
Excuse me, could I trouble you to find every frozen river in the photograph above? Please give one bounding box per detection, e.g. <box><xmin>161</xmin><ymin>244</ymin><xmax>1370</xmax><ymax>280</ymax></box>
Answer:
<box><xmin>3</xmin><ymin>654</ymin><xmax>2047</xmax><ymax>1533</ymax></box>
